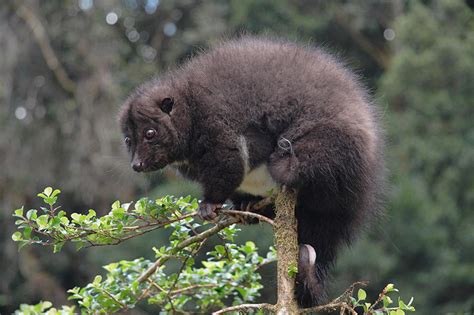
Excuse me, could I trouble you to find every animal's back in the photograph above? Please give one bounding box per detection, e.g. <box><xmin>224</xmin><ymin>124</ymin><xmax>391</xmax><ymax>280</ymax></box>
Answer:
<box><xmin>175</xmin><ymin>37</ymin><xmax>385</xmax><ymax>307</ymax></box>
<box><xmin>183</xmin><ymin>37</ymin><xmax>380</xmax><ymax>158</ymax></box>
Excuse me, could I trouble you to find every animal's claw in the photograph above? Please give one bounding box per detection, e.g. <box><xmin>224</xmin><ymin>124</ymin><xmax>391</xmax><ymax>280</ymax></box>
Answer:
<box><xmin>198</xmin><ymin>202</ymin><xmax>221</xmax><ymax>221</ymax></box>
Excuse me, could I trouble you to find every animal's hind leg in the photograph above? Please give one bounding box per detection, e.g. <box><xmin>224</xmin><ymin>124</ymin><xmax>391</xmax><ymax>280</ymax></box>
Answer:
<box><xmin>268</xmin><ymin>123</ymin><xmax>367</xmax><ymax>191</ymax></box>
<box><xmin>268</xmin><ymin>124</ymin><xmax>367</xmax><ymax>307</ymax></box>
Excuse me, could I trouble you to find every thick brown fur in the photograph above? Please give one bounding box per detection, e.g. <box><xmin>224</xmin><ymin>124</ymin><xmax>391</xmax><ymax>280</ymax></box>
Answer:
<box><xmin>119</xmin><ymin>36</ymin><xmax>385</xmax><ymax>307</ymax></box>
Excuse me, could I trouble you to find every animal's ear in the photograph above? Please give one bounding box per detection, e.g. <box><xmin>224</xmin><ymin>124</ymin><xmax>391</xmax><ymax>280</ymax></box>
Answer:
<box><xmin>160</xmin><ymin>97</ymin><xmax>174</xmax><ymax>114</ymax></box>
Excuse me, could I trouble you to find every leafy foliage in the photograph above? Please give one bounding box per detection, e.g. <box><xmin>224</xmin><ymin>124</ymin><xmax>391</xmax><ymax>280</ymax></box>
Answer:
<box><xmin>11</xmin><ymin>188</ymin><xmax>415</xmax><ymax>314</ymax></box>
<box><xmin>14</xmin><ymin>301</ymin><xmax>76</xmax><ymax>315</ymax></box>
<box><xmin>351</xmin><ymin>284</ymin><xmax>415</xmax><ymax>315</ymax></box>
<box><xmin>12</xmin><ymin>188</ymin><xmax>274</xmax><ymax>313</ymax></box>
<box><xmin>12</xmin><ymin>187</ymin><xmax>201</xmax><ymax>251</ymax></box>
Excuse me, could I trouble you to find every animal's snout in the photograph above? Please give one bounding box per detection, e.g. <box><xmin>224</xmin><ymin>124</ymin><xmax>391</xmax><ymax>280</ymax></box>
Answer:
<box><xmin>132</xmin><ymin>160</ymin><xmax>145</xmax><ymax>172</ymax></box>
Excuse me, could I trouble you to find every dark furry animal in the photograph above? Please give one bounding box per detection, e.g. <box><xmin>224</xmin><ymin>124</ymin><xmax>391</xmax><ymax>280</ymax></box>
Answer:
<box><xmin>119</xmin><ymin>37</ymin><xmax>385</xmax><ymax>307</ymax></box>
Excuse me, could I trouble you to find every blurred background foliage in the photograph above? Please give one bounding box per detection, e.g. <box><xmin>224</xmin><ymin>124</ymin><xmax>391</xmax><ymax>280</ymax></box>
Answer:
<box><xmin>0</xmin><ymin>0</ymin><xmax>473</xmax><ymax>314</ymax></box>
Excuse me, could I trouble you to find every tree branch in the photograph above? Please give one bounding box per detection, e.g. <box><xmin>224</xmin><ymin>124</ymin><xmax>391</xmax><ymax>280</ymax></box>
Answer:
<box><xmin>220</xmin><ymin>209</ymin><xmax>275</xmax><ymax>225</ymax></box>
<box><xmin>15</xmin><ymin>3</ymin><xmax>77</xmax><ymax>94</ymax></box>
<box><xmin>214</xmin><ymin>189</ymin><xmax>365</xmax><ymax>314</ymax></box>
<box><xmin>137</xmin><ymin>216</ymin><xmax>239</xmax><ymax>283</ymax></box>
<box><xmin>170</xmin><ymin>284</ymin><xmax>218</xmax><ymax>296</ymax></box>
<box><xmin>274</xmin><ymin>187</ymin><xmax>299</xmax><ymax>314</ymax></box>
<box><xmin>212</xmin><ymin>303</ymin><xmax>275</xmax><ymax>314</ymax></box>
<box><xmin>301</xmin><ymin>301</ymin><xmax>357</xmax><ymax>315</ymax></box>
<box><xmin>333</xmin><ymin>10</ymin><xmax>390</xmax><ymax>69</ymax></box>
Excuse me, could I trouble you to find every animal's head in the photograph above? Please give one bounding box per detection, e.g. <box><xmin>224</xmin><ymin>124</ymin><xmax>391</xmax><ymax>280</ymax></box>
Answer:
<box><xmin>119</xmin><ymin>81</ymin><xmax>190</xmax><ymax>172</ymax></box>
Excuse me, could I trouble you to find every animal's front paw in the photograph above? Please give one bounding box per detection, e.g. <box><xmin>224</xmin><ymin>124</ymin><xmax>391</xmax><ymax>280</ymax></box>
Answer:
<box><xmin>198</xmin><ymin>202</ymin><xmax>222</xmax><ymax>221</ymax></box>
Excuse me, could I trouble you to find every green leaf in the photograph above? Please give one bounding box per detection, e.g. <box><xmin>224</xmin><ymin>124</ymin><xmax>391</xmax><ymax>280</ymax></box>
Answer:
<box><xmin>12</xmin><ymin>231</ymin><xmax>22</xmax><ymax>241</ymax></box>
<box><xmin>242</xmin><ymin>241</ymin><xmax>256</xmax><ymax>254</ymax></box>
<box><xmin>37</xmin><ymin>214</ymin><xmax>50</xmax><ymax>229</ymax></box>
<box><xmin>103</xmin><ymin>262</ymin><xmax>119</xmax><ymax>273</ymax></box>
<box><xmin>43</xmin><ymin>187</ymin><xmax>53</xmax><ymax>197</ymax></box>
<box><xmin>60</xmin><ymin>216</ymin><xmax>70</xmax><ymax>225</ymax></box>
<box><xmin>86</xmin><ymin>209</ymin><xmax>96</xmax><ymax>220</ymax></box>
<box><xmin>23</xmin><ymin>227</ymin><xmax>32</xmax><ymax>239</ymax></box>
<box><xmin>71</xmin><ymin>213</ymin><xmax>83</xmax><ymax>224</ymax></box>
<box><xmin>75</xmin><ymin>241</ymin><xmax>86</xmax><ymax>251</ymax></box>
<box><xmin>111</xmin><ymin>200</ymin><xmax>121</xmax><ymax>210</ymax></box>
<box><xmin>385</xmin><ymin>283</ymin><xmax>397</xmax><ymax>292</ymax></box>
<box><xmin>399</xmin><ymin>298</ymin><xmax>415</xmax><ymax>311</ymax></box>
<box><xmin>202</xmin><ymin>261</ymin><xmax>214</xmax><ymax>269</ymax></box>
<box><xmin>287</xmin><ymin>263</ymin><xmax>298</xmax><ymax>277</ymax></box>
<box><xmin>45</xmin><ymin>196</ymin><xmax>57</xmax><ymax>206</ymax></box>
<box><xmin>112</xmin><ymin>207</ymin><xmax>125</xmax><ymax>219</ymax></box>
<box><xmin>358</xmin><ymin>288</ymin><xmax>367</xmax><ymax>300</ymax></box>
<box><xmin>383</xmin><ymin>295</ymin><xmax>393</xmax><ymax>307</ymax></box>
<box><xmin>364</xmin><ymin>302</ymin><xmax>371</xmax><ymax>311</ymax></box>
<box><xmin>215</xmin><ymin>245</ymin><xmax>226</xmax><ymax>256</ymax></box>
<box><xmin>26</xmin><ymin>209</ymin><xmax>38</xmax><ymax>220</ymax></box>
<box><xmin>14</xmin><ymin>208</ymin><xmax>24</xmax><ymax>217</ymax></box>
<box><xmin>53</xmin><ymin>242</ymin><xmax>65</xmax><ymax>253</ymax></box>
<box><xmin>51</xmin><ymin>189</ymin><xmax>61</xmax><ymax>198</ymax></box>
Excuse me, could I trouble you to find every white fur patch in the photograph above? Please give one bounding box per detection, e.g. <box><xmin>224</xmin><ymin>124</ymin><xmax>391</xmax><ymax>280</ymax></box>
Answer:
<box><xmin>238</xmin><ymin>164</ymin><xmax>277</xmax><ymax>196</ymax></box>
<box><xmin>237</xmin><ymin>135</ymin><xmax>277</xmax><ymax>196</ymax></box>
<box><xmin>303</xmin><ymin>244</ymin><xmax>317</xmax><ymax>266</ymax></box>
<box><xmin>171</xmin><ymin>160</ymin><xmax>189</xmax><ymax>167</ymax></box>
<box><xmin>238</xmin><ymin>135</ymin><xmax>250</xmax><ymax>173</ymax></box>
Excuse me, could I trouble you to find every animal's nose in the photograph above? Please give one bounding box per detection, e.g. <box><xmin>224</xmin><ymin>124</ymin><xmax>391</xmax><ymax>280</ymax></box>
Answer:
<box><xmin>132</xmin><ymin>161</ymin><xmax>144</xmax><ymax>172</ymax></box>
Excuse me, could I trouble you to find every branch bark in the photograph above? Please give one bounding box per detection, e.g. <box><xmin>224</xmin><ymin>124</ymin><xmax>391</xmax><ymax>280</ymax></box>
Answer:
<box><xmin>213</xmin><ymin>303</ymin><xmax>275</xmax><ymax>314</ymax></box>
<box><xmin>274</xmin><ymin>187</ymin><xmax>300</xmax><ymax>314</ymax></box>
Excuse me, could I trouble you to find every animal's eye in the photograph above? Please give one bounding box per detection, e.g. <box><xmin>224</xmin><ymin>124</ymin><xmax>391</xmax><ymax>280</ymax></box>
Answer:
<box><xmin>144</xmin><ymin>128</ymin><xmax>156</xmax><ymax>140</ymax></box>
<box><xmin>124</xmin><ymin>137</ymin><xmax>131</xmax><ymax>146</ymax></box>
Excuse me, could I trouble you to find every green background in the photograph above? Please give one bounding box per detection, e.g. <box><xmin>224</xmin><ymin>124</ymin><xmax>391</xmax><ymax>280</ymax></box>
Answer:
<box><xmin>0</xmin><ymin>0</ymin><xmax>473</xmax><ymax>314</ymax></box>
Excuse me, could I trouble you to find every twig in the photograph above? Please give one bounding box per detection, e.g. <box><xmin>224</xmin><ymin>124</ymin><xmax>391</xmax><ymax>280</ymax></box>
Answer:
<box><xmin>137</xmin><ymin>217</ymin><xmax>239</xmax><ymax>283</ymax></box>
<box><xmin>170</xmin><ymin>284</ymin><xmax>218</xmax><ymax>296</ymax></box>
<box><xmin>220</xmin><ymin>209</ymin><xmax>275</xmax><ymax>225</ymax></box>
<box><xmin>299</xmin><ymin>281</ymin><xmax>367</xmax><ymax>314</ymax></box>
<box><xmin>164</xmin><ymin>239</ymin><xmax>206</xmax><ymax>301</ymax></box>
<box><xmin>100</xmin><ymin>288</ymin><xmax>128</xmax><ymax>310</ymax></box>
<box><xmin>333</xmin><ymin>281</ymin><xmax>368</xmax><ymax>303</ymax></box>
<box><xmin>146</xmin><ymin>279</ymin><xmax>177</xmax><ymax>313</ymax></box>
<box><xmin>212</xmin><ymin>303</ymin><xmax>275</xmax><ymax>314</ymax></box>
<box><xmin>301</xmin><ymin>301</ymin><xmax>357</xmax><ymax>314</ymax></box>
<box><xmin>147</xmin><ymin>279</ymin><xmax>166</xmax><ymax>293</ymax></box>
<box><xmin>368</xmin><ymin>283</ymin><xmax>390</xmax><ymax>312</ymax></box>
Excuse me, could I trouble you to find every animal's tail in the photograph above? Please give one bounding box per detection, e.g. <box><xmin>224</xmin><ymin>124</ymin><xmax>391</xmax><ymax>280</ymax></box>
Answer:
<box><xmin>294</xmin><ymin>193</ymin><xmax>357</xmax><ymax>307</ymax></box>
<box><xmin>295</xmin><ymin>244</ymin><xmax>328</xmax><ymax>307</ymax></box>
